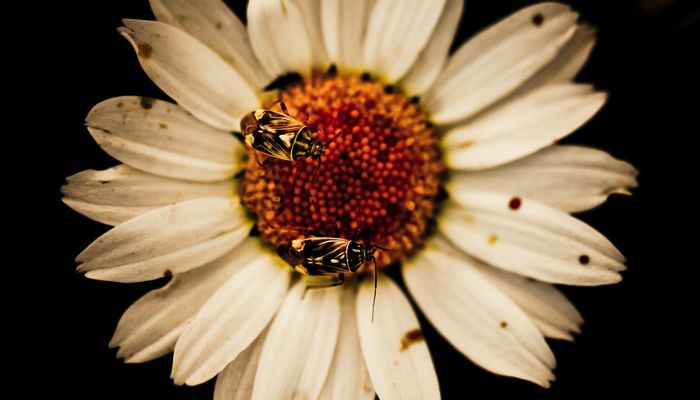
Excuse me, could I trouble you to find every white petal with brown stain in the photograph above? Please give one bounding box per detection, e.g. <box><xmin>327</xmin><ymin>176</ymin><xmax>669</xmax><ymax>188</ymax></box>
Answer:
<box><xmin>110</xmin><ymin>238</ymin><xmax>264</xmax><ymax>363</ymax></box>
<box><xmin>149</xmin><ymin>0</ymin><xmax>270</xmax><ymax>89</ymax></box>
<box><xmin>400</xmin><ymin>0</ymin><xmax>463</xmax><ymax>95</ymax></box>
<box><xmin>356</xmin><ymin>276</ymin><xmax>440</xmax><ymax>400</ymax></box>
<box><xmin>476</xmin><ymin>265</ymin><xmax>584</xmax><ymax>341</ymax></box>
<box><xmin>363</xmin><ymin>0</ymin><xmax>447</xmax><ymax>82</ymax></box>
<box><xmin>321</xmin><ymin>0</ymin><xmax>374</xmax><ymax>70</ymax></box>
<box><xmin>86</xmin><ymin>96</ymin><xmax>242</xmax><ymax>182</ymax></box>
<box><xmin>443</xmin><ymin>83</ymin><xmax>606</xmax><ymax>170</ymax></box>
<box><xmin>62</xmin><ymin>165</ymin><xmax>235</xmax><ymax>225</ymax></box>
<box><xmin>447</xmin><ymin>145</ymin><xmax>638</xmax><ymax>213</ymax></box>
<box><xmin>439</xmin><ymin>191</ymin><xmax>625</xmax><ymax>285</ymax></box>
<box><xmin>247</xmin><ymin>0</ymin><xmax>314</xmax><ymax>78</ymax></box>
<box><xmin>172</xmin><ymin>251</ymin><xmax>289</xmax><ymax>385</ymax></box>
<box><xmin>76</xmin><ymin>197</ymin><xmax>252</xmax><ymax>283</ymax></box>
<box><xmin>404</xmin><ymin>236</ymin><xmax>556</xmax><ymax>387</ymax></box>
<box><xmin>426</xmin><ymin>3</ymin><xmax>579</xmax><ymax>124</ymax></box>
<box><xmin>119</xmin><ymin>19</ymin><xmax>258</xmax><ymax>130</ymax></box>
<box><xmin>318</xmin><ymin>287</ymin><xmax>375</xmax><ymax>400</ymax></box>
<box><xmin>252</xmin><ymin>281</ymin><xmax>341</xmax><ymax>400</ymax></box>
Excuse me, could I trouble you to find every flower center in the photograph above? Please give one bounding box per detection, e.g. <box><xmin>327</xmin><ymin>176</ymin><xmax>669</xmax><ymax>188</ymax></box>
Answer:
<box><xmin>241</xmin><ymin>73</ymin><xmax>443</xmax><ymax>268</ymax></box>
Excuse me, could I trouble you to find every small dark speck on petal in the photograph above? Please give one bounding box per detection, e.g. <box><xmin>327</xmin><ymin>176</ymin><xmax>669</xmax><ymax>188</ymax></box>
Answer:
<box><xmin>116</xmin><ymin>102</ymin><xmax>124</xmax><ymax>108</ymax></box>
<box><xmin>159</xmin><ymin>123</ymin><xmax>168</xmax><ymax>129</ymax></box>
<box><xmin>500</xmin><ymin>321</ymin><xmax>508</xmax><ymax>328</ymax></box>
<box><xmin>164</xmin><ymin>269</ymin><xmax>173</xmax><ymax>277</ymax></box>
<box><xmin>384</xmin><ymin>85</ymin><xmax>396</xmax><ymax>94</ymax></box>
<box><xmin>400</xmin><ymin>328</ymin><xmax>424</xmax><ymax>351</ymax></box>
<box><xmin>140</xmin><ymin>96</ymin><xmax>155</xmax><ymax>110</ymax></box>
<box><xmin>579</xmin><ymin>255</ymin><xmax>590</xmax><ymax>265</ymax></box>
<box><xmin>215</xmin><ymin>21</ymin><xmax>223</xmax><ymax>29</ymax></box>
<box><xmin>532</xmin><ymin>13</ymin><xmax>544</xmax><ymax>26</ymax></box>
<box><xmin>360</xmin><ymin>72</ymin><xmax>372</xmax><ymax>82</ymax></box>
<box><xmin>410</xmin><ymin>96</ymin><xmax>420</xmax><ymax>104</ymax></box>
<box><xmin>137</xmin><ymin>43</ymin><xmax>153</xmax><ymax>58</ymax></box>
<box><xmin>509</xmin><ymin>196</ymin><xmax>522</xmax><ymax>210</ymax></box>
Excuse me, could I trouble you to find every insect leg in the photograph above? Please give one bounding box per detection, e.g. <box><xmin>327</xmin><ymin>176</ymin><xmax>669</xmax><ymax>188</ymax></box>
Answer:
<box><xmin>269</xmin><ymin>97</ymin><xmax>290</xmax><ymax>116</ymax></box>
<box><xmin>279</xmin><ymin>100</ymin><xmax>289</xmax><ymax>116</ymax></box>
<box><xmin>302</xmin><ymin>273</ymin><xmax>345</xmax><ymax>298</ymax></box>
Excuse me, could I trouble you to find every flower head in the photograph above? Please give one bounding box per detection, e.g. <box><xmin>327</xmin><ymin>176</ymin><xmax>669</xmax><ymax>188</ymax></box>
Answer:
<box><xmin>63</xmin><ymin>0</ymin><xmax>638</xmax><ymax>398</ymax></box>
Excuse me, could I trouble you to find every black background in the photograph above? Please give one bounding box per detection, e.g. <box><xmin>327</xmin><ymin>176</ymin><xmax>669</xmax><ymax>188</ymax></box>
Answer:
<box><xmin>31</xmin><ymin>0</ymin><xmax>697</xmax><ymax>398</ymax></box>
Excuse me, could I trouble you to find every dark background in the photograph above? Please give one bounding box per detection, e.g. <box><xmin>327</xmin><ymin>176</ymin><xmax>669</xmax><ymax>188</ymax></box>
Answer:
<box><xmin>31</xmin><ymin>0</ymin><xmax>696</xmax><ymax>398</ymax></box>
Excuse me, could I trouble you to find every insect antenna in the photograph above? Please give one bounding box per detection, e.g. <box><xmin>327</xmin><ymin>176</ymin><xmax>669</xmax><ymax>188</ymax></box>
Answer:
<box><xmin>372</xmin><ymin>256</ymin><xmax>378</xmax><ymax>323</ymax></box>
<box><xmin>322</xmin><ymin>129</ymin><xmax>345</xmax><ymax>147</ymax></box>
<box><xmin>262</xmin><ymin>217</ymin><xmax>325</xmax><ymax>237</ymax></box>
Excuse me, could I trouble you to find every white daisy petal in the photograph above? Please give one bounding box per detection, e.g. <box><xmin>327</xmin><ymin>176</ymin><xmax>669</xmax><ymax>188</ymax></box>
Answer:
<box><xmin>62</xmin><ymin>165</ymin><xmax>234</xmax><ymax>226</ymax></box>
<box><xmin>295</xmin><ymin>0</ymin><xmax>329</xmax><ymax>67</ymax></box>
<box><xmin>521</xmin><ymin>23</ymin><xmax>597</xmax><ymax>91</ymax></box>
<box><xmin>172</xmin><ymin>251</ymin><xmax>290</xmax><ymax>386</ymax></box>
<box><xmin>149</xmin><ymin>0</ymin><xmax>270</xmax><ymax>90</ymax></box>
<box><xmin>76</xmin><ymin>198</ymin><xmax>251</xmax><ymax>283</ymax></box>
<box><xmin>86</xmin><ymin>96</ymin><xmax>242</xmax><ymax>182</ymax></box>
<box><xmin>400</xmin><ymin>0</ymin><xmax>463</xmax><ymax>96</ymax></box>
<box><xmin>356</xmin><ymin>276</ymin><xmax>440</xmax><ymax>400</ymax></box>
<box><xmin>118</xmin><ymin>19</ymin><xmax>258</xmax><ymax>130</ymax></box>
<box><xmin>476</xmin><ymin>265</ymin><xmax>584</xmax><ymax>341</ymax></box>
<box><xmin>319</xmin><ymin>287</ymin><xmax>375</xmax><ymax>400</ymax></box>
<box><xmin>110</xmin><ymin>238</ymin><xmax>262</xmax><ymax>363</ymax></box>
<box><xmin>439</xmin><ymin>191</ymin><xmax>625</xmax><ymax>285</ymax></box>
<box><xmin>214</xmin><ymin>330</ymin><xmax>267</xmax><ymax>400</ymax></box>
<box><xmin>443</xmin><ymin>83</ymin><xmax>606</xmax><ymax>170</ymax></box>
<box><xmin>363</xmin><ymin>0</ymin><xmax>447</xmax><ymax>82</ymax></box>
<box><xmin>252</xmin><ymin>281</ymin><xmax>341</xmax><ymax>400</ymax></box>
<box><xmin>426</xmin><ymin>3</ymin><xmax>578</xmax><ymax>124</ymax></box>
<box><xmin>247</xmin><ymin>0</ymin><xmax>314</xmax><ymax>78</ymax></box>
<box><xmin>321</xmin><ymin>0</ymin><xmax>374</xmax><ymax>70</ymax></box>
<box><xmin>404</xmin><ymin>236</ymin><xmax>556</xmax><ymax>387</ymax></box>
<box><xmin>447</xmin><ymin>145</ymin><xmax>638</xmax><ymax>213</ymax></box>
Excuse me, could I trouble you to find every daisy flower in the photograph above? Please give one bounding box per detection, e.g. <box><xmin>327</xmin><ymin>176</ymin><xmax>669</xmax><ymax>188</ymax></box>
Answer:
<box><xmin>63</xmin><ymin>0</ymin><xmax>638</xmax><ymax>398</ymax></box>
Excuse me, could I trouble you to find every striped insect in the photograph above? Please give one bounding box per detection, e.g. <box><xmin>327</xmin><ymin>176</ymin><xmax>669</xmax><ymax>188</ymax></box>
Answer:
<box><xmin>239</xmin><ymin>101</ymin><xmax>332</xmax><ymax>166</ymax></box>
<box><xmin>277</xmin><ymin>235</ymin><xmax>383</xmax><ymax>321</ymax></box>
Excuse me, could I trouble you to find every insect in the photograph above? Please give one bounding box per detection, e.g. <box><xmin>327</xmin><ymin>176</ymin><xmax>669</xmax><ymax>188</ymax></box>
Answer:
<box><xmin>277</xmin><ymin>234</ymin><xmax>382</xmax><ymax>321</ymax></box>
<box><xmin>239</xmin><ymin>101</ymin><xmax>331</xmax><ymax>166</ymax></box>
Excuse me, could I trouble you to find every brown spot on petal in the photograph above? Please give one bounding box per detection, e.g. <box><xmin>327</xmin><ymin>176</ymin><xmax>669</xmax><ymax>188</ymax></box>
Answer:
<box><xmin>488</xmin><ymin>235</ymin><xmax>498</xmax><ymax>245</ymax></box>
<box><xmin>215</xmin><ymin>21</ymin><xmax>223</xmax><ymax>30</ymax></box>
<box><xmin>159</xmin><ymin>123</ymin><xmax>168</xmax><ymax>129</ymax></box>
<box><xmin>279</xmin><ymin>0</ymin><xmax>287</xmax><ymax>15</ymax></box>
<box><xmin>579</xmin><ymin>254</ymin><xmax>590</xmax><ymax>265</ymax></box>
<box><xmin>163</xmin><ymin>269</ymin><xmax>173</xmax><ymax>277</ymax></box>
<box><xmin>140</xmin><ymin>97</ymin><xmax>155</xmax><ymax>110</ymax></box>
<box><xmin>116</xmin><ymin>102</ymin><xmax>124</xmax><ymax>108</ymax></box>
<box><xmin>532</xmin><ymin>13</ymin><xmax>544</xmax><ymax>26</ymax></box>
<box><xmin>138</xmin><ymin>43</ymin><xmax>153</xmax><ymax>58</ymax></box>
<box><xmin>400</xmin><ymin>328</ymin><xmax>424</xmax><ymax>352</ymax></box>
<box><xmin>500</xmin><ymin>321</ymin><xmax>508</xmax><ymax>328</ymax></box>
<box><xmin>509</xmin><ymin>196</ymin><xmax>522</xmax><ymax>210</ymax></box>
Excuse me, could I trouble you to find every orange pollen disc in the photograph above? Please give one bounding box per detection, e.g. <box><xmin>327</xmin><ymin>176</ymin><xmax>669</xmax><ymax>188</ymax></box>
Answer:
<box><xmin>241</xmin><ymin>73</ymin><xmax>444</xmax><ymax>268</ymax></box>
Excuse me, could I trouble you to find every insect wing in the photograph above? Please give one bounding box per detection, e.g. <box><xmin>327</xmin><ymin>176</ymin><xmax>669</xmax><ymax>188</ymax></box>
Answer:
<box><xmin>299</xmin><ymin>237</ymin><xmax>351</xmax><ymax>275</ymax></box>
<box><xmin>251</xmin><ymin>110</ymin><xmax>306</xmax><ymax>161</ymax></box>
